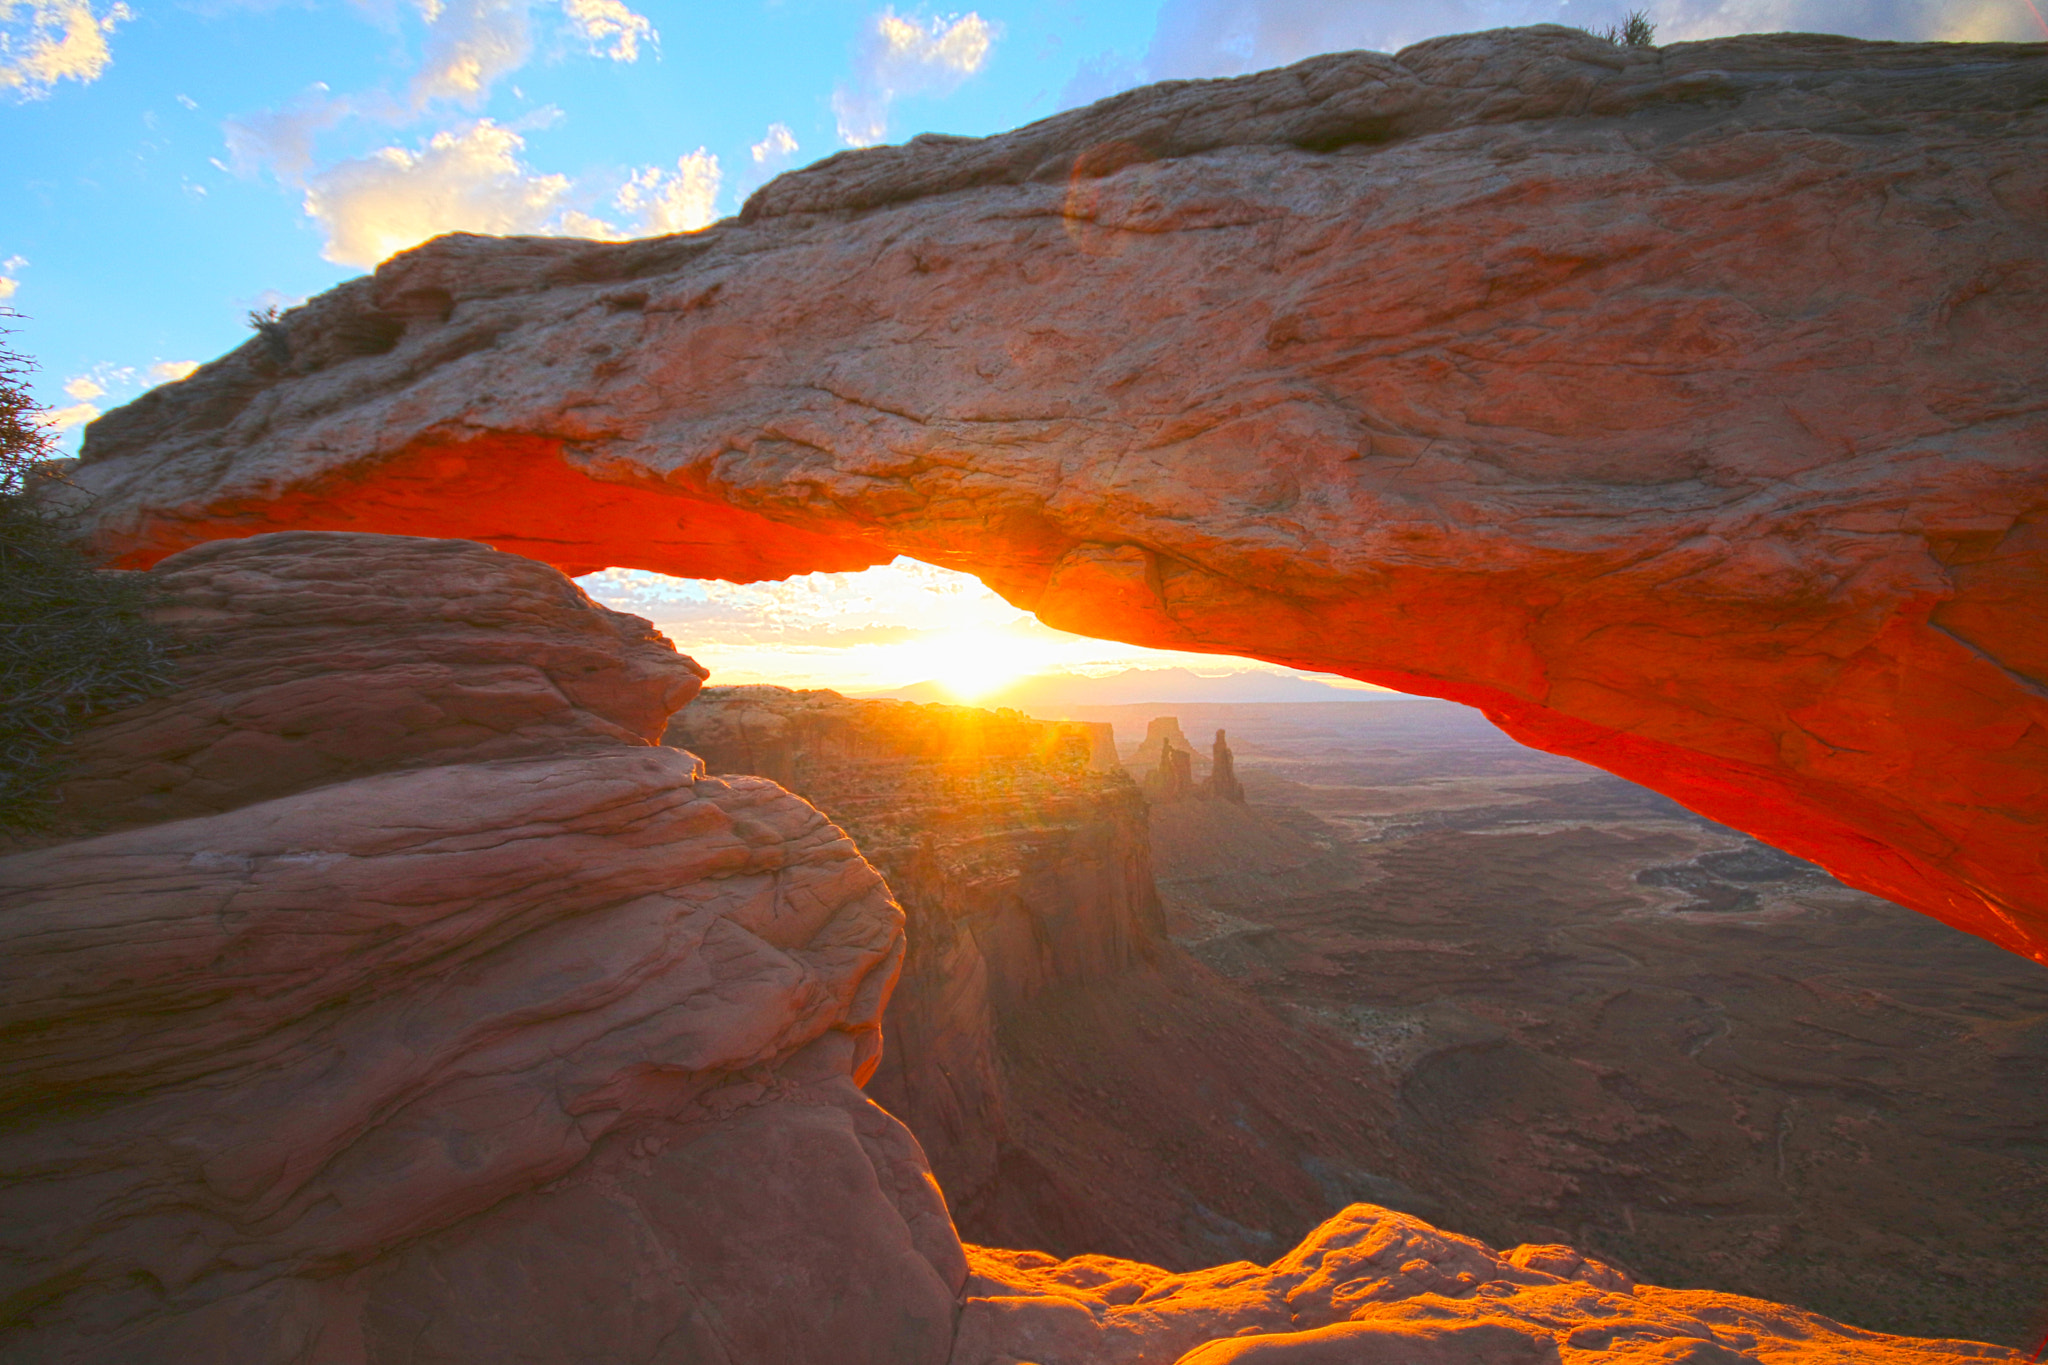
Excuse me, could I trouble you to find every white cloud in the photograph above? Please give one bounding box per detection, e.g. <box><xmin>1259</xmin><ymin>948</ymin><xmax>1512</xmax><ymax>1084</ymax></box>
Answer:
<box><xmin>560</xmin><ymin>0</ymin><xmax>655</xmax><ymax>61</ymax></box>
<box><xmin>407</xmin><ymin>0</ymin><xmax>653</xmax><ymax>108</ymax></box>
<box><xmin>1079</xmin><ymin>0</ymin><xmax>2038</xmax><ymax>102</ymax></box>
<box><xmin>61</xmin><ymin>374</ymin><xmax>103</xmax><ymax>400</ymax></box>
<box><xmin>553</xmin><ymin>208</ymin><xmax>624</xmax><ymax>238</ymax></box>
<box><xmin>1140</xmin><ymin>1</ymin><xmax>1570</xmax><ymax>82</ymax></box>
<box><xmin>222</xmin><ymin>0</ymin><xmax>658</xmax><ymax>203</ymax></box>
<box><xmin>410</xmin><ymin>0</ymin><xmax>532</xmax><ymax>107</ymax></box>
<box><xmin>1649</xmin><ymin>0</ymin><xmax>2040</xmax><ymax>42</ymax></box>
<box><xmin>738</xmin><ymin>121</ymin><xmax>800</xmax><ymax>195</ymax></box>
<box><xmin>303</xmin><ymin>119</ymin><xmax>575</xmax><ymax>266</ymax></box>
<box><xmin>0</xmin><ymin>0</ymin><xmax>131</xmax><ymax>100</ymax></box>
<box><xmin>615</xmin><ymin>148</ymin><xmax>722</xmax><ymax>234</ymax></box>
<box><xmin>38</xmin><ymin>400</ymin><xmax>98</xmax><ymax>431</ymax></box>
<box><xmin>833</xmin><ymin>7</ymin><xmax>996</xmax><ymax>147</ymax></box>
<box><xmin>751</xmin><ymin>121</ymin><xmax>798</xmax><ymax>167</ymax></box>
<box><xmin>0</xmin><ymin>258</ymin><xmax>18</xmax><ymax>303</ymax></box>
<box><xmin>148</xmin><ymin>359</ymin><xmax>199</xmax><ymax>384</ymax></box>
<box><xmin>223</xmin><ymin>84</ymin><xmax>362</xmax><ymax>182</ymax></box>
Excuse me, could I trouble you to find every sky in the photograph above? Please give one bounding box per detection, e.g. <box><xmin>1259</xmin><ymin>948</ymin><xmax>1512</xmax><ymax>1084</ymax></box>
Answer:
<box><xmin>5</xmin><ymin>0</ymin><xmax>2039</xmax><ymax>697</ymax></box>
<box><xmin>578</xmin><ymin>558</ymin><xmax>1410</xmax><ymax>697</ymax></box>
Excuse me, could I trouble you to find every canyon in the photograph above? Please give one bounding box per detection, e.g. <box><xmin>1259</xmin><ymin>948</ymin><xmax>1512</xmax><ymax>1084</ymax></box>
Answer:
<box><xmin>676</xmin><ymin>688</ymin><xmax>2048</xmax><ymax>1347</ymax></box>
<box><xmin>5</xmin><ymin>20</ymin><xmax>2043</xmax><ymax>1364</ymax></box>
<box><xmin>1129</xmin><ymin>702</ymin><xmax>2048</xmax><ymax>1346</ymax></box>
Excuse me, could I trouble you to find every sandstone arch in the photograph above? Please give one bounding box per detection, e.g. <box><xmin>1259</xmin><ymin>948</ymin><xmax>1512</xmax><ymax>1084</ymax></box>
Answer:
<box><xmin>69</xmin><ymin>28</ymin><xmax>2048</xmax><ymax>962</ymax></box>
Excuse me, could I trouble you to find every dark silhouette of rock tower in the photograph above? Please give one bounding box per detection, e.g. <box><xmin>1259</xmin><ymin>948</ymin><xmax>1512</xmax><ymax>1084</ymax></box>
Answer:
<box><xmin>1208</xmin><ymin>729</ymin><xmax>1245</xmax><ymax>804</ymax></box>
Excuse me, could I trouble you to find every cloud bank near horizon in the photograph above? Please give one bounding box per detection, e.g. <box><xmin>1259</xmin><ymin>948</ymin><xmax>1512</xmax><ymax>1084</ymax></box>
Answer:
<box><xmin>1062</xmin><ymin>0</ymin><xmax>2044</xmax><ymax>106</ymax></box>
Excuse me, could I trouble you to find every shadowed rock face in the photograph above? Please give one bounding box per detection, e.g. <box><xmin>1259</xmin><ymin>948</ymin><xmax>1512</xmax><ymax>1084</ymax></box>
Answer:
<box><xmin>65</xmin><ymin>28</ymin><xmax>2047</xmax><ymax>965</ymax></box>
<box><xmin>0</xmin><ymin>536</ymin><xmax>962</xmax><ymax>1364</ymax></box>
<box><xmin>666</xmin><ymin>686</ymin><xmax>1168</xmax><ymax>1244</ymax></box>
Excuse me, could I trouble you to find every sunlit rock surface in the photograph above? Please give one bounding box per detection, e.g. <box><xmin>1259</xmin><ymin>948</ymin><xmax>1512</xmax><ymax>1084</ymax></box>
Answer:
<box><xmin>67</xmin><ymin>27</ymin><xmax>2048</xmax><ymax>964</ymax></box>
<box><xmin>956</xmin><ymin>1204</ymin><xmax>2019</xmax><ymax>1364</ymax></box>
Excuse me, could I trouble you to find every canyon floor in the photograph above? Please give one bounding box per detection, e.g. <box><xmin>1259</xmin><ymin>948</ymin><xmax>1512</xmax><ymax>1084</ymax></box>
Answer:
<box><xmin>1040</xmin><ymin>699</ymin><xmax>2047</xmax><ymax>1349</ymax></box>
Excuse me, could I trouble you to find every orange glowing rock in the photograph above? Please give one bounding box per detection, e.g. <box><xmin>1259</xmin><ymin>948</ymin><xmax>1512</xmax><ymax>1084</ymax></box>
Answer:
<box><xmin>956</xmin><ymin>1205</ymin><xmax>2023</xmax><ymax>1363</ymax></box>
<box><xmin>67</xmin><ymin>31</ymin><xmax>2047</xmax><ymax>970</ymax></box>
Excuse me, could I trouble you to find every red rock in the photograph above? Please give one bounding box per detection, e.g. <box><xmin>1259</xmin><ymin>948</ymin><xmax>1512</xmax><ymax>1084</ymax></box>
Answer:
<box><xmin>952</xmin><ymin>1203</ymin><xmax>2022</xmax><ymax>1364</ymax></box>
<box><xmin>65</xmin><ymin>29</ymin><xmax>2047</xmax><ymax>963</ymax></box>
<box><xmin>0</xmin><ymin>746</ymin><xmax>964</xmax><ymax>1362</ymax></box>
<box><xmin>0</xmin><ymin>536</ymin><xmax>964</xmax><ymax>1363</ymax></box>
<box><xmin>36</xmin><ymin>530</ymin><xmax>707</xmax><ymax>838</ymax></box>
<box><xmin>667</xmin><ymin>684</ymin><xmax>1168</xmax><ymax>1243</ymax></box>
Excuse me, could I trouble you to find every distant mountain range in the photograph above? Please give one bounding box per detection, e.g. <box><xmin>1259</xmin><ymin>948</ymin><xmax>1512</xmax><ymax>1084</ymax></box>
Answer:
<box><xmin>862</xmin><ymin>667</ymin><xmax>1412</xmax><ymax>711</ymax></box>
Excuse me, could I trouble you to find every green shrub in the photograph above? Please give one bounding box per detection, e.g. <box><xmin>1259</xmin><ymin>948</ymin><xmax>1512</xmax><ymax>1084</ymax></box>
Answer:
<box><xmin>1597</xmin><ymin>10</ymin><xmax>1658</xmax><ymax>47</ymax></box>
<box><xmin>0</xmin><ymin>336</ymin><xmax>171</xmax><ymax>832</ymax></box>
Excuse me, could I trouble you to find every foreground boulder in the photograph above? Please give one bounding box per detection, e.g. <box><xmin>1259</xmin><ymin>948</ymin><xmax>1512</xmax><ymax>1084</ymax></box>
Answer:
<box><xmin>0</xmin><ymin>535</ymin><xmax>961</xmax><ymax>1362</ymax></box>
<box><xmin>64</xmin><ymin>27</ymin><xmax>2048</xmax><ymax>965</ymax></box>
<box><xmin>670</xmin><ymin>686</ymin><xmax>1178</xmax><ymax>1254</ymax></box>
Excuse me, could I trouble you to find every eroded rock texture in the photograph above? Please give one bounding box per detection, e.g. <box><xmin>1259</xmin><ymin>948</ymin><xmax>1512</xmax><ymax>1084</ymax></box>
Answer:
<box><xmin>27</xmin><ymin>530</ymin><xmax>707</xmax><ymax>840</ymax></box>
<box><xmin>667</xmin><ymin>686</ymin><xmax>1173</xmax><ymax>1248</ymax></box>
<box><xmin>66</xmin><ymin>28</ymin><xmax>2048</xmax><ymax>964</ymax></box>
<box><xmin>0</xmin><ymin>536</ymin><xmax>961</xmax><ymax>1363</ymax></box>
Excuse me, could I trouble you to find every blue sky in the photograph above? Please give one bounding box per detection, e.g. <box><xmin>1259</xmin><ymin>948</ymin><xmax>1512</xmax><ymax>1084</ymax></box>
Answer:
<box><xmin>4</xmin><ymin>0</ymin><xmax>2038</xmax><ymax>695</ymax></box>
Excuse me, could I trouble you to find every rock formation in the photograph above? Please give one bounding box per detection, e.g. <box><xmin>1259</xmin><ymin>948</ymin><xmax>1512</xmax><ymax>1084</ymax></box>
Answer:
<box><xmin>665</xmin><ymin>685</ymin><xmax>1171</xmax><ymax>1247</ymax></box>
<box><xmin>0</xmin><ymin>540</ymin><xmax>2016</xmax><ymax>1360</ymax></box>
<box><xmin>1208</xmin><ymin>730</ymin><xmax>1245</xmax><ymax>805</ymax></box>
<box><xmin>1149</xmin><ymin>746</ymin><xmax>1198</xmax><ymax>804</ymax></box>
<box><xmin>1133</xmin><ymin>717</ymin><xmax>1200</xmax><ymax>774</ymax></box>
<box><xmin>0</xmin><ymin>535</ymin><xmax>964</xmax><ymax>1363</ymax></box>
<box><xmin>16</xmin><ymin>530</ymin><xmax>708</xmax><ymax>842</ymax></box>
<box><xmin>1134</xmin><ymin>717</ymin><xmax>1201</xmax><ymax>803</ymax></box>
<box><xmin>953</xmin><ymin>1204</ymin><xmax>2014</xmax><ymax>1365</ymax></box>
<box><xmin>58</xmin><ymin>28</ymin><xmax>2048</xmax><ymax>965</ymax></box>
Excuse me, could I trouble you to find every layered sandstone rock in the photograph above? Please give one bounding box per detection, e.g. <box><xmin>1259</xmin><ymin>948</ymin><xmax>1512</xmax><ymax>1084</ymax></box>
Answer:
<box><xmin>666</xmin><ymin>685</ymin><xmax>1169</xmax><ymax>1247</ymax></box>
<box><xmin>31</xmin><ymin>530</ymin><xmax>708</xmax><ymax>839</ymax></box>
<box><xmin>1208</xmin><ymin>731</ymin><xmax>1245</xmax><ymax>805</ymax></box>
<box><xmin>955</xmin><ymin>1204</ymin><xmax>2018</xmax><ymax>1364</ymax></box>
<box><xmin>0</xmin><ymin>537</ymin><xmax>961</xmax><ymax>1363</ymax></box>
<box><xmin>63</xmin><ymin>28</ymin><xmax>2048</xmax><ymax>963</ymax></box>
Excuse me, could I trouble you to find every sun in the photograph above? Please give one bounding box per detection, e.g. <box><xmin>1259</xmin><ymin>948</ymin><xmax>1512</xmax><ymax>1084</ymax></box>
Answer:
<box><xmin>926</xmin><ymin>629</ymin><xmax>1056</xmax><ymax>702</ymax></box>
